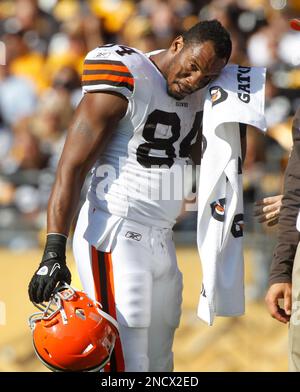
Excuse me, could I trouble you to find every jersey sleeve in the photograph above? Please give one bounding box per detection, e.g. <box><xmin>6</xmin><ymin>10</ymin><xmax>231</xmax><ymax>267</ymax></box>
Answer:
<box><xmin>81</xmin><ymin>47</ymin><xmax>135</xmax><ymax>99</ymax></box>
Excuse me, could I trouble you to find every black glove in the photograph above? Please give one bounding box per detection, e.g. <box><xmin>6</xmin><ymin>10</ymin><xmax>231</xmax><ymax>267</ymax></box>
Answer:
<box><xmin>28</xmin><ymin>234</ymin><xmax>72</xmax><ymax>303</ymax></box>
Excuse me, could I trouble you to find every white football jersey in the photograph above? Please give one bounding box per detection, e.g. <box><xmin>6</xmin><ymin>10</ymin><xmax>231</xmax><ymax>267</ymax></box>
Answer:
<box><xmin>82</xmin><ymin>44</ymin><xmax>206</xmax><ymax>228</ymax></box>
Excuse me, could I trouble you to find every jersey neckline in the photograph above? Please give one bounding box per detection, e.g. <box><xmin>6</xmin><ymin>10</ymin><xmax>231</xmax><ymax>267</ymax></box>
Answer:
<box><xmin>144</xmin><ymin>49</ymin><xmax>166</xmax><ymax>80</ymax></box>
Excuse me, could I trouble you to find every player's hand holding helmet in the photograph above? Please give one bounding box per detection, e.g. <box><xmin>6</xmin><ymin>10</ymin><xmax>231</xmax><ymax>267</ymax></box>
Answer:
<box><xmin>29</xmin><ymin>284</ymin><xmax>119</xmax><ymax>371</ymax></box>
<box><xmin>28</xmin><ymin>234</ymin><xmax>72</xmax><ymax>303</ymax></box>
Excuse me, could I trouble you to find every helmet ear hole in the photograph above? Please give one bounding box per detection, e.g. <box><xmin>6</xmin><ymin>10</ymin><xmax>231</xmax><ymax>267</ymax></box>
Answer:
<box><xmin>75</xmin><ymin>308</ymin><xmax>86</xmax><ymax>320</ymax></box>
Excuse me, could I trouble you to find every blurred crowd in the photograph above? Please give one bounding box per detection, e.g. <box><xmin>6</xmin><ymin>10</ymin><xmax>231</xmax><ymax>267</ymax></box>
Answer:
<box><xmin>0</xmin><ymin>0</ymin><xmax>299</xmax><ymax>275</ymax></box>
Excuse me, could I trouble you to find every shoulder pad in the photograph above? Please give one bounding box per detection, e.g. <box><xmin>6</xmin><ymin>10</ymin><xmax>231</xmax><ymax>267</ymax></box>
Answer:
<box><xmin>82</xmin><ymin>45</ymin><xmax>140</xmax><ymax>99</ymax></box>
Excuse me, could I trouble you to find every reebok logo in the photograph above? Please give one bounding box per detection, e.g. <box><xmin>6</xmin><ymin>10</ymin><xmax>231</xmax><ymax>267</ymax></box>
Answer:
<box><xmin>125</xmin><ymin>231</ymin><xmax>142</xmax><ymax>241</ymax></box>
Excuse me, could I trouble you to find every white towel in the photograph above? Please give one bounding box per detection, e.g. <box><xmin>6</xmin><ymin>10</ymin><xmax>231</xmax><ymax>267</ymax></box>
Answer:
<box><xmin>197</xmin><ymin>64</ymin><xmax>267</xmax><ymax>325</ymax></box>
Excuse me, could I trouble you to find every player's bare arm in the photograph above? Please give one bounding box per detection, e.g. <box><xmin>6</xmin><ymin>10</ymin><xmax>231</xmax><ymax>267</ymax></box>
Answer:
<box><xmin>28</xmin><ymin>92</ymin><xmax>127</xmax><ymax>303</ymax></box>
<box><xmin>47</xmin><ymin>92</ymin><xmax>127</xmax><ymax>235</ymax></box>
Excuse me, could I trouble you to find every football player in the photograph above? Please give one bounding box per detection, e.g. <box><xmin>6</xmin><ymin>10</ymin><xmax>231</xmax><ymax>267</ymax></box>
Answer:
<box><xmin>28</xmin><ymin>20</ymin><xmax>231</xmax><ymax>372</ymax></box>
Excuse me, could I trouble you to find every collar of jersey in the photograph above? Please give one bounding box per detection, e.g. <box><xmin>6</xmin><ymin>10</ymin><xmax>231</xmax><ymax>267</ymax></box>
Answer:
<box><xmin>144</xmin><ymin>49</ymin><xmax>166</xmax><ymax>79</ymax></box>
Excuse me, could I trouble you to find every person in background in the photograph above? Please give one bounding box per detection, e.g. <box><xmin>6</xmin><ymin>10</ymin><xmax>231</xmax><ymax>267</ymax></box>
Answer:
<box><xmin>263</xmin><ymin>18</ymin><xmax>300</xmax><ymax>373</ymax></box>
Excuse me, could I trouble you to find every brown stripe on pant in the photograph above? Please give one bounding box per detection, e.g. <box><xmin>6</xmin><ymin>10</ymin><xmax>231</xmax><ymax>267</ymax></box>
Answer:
<box><xmin>91</xmin><ymin>246</ymin><xmax>125</xmax><ymax>372</ymax></box>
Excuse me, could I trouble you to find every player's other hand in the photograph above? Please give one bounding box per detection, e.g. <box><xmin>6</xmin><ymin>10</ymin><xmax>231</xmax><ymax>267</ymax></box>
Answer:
<box><xmin>28</xmin><ymin>234</ymin><xmax>71</xmax><ymax>303</ymax></box>
<box><xmin>265</xmin><ymin>282</ymin><xmax>292</xmax><ymax>324</ymax></box>
<box><xmin>254</xmin><ymin>194</ymin><xmax>283</xmax><ymax>226</ymax></box>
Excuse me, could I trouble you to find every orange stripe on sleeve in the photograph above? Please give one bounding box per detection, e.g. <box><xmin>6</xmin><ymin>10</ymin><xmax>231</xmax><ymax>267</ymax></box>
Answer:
<box><xmin>82</xmin><ymin>73</ymin><xmax>134</xmax><ymax>86</ymax></box>
<box><xmin>83</xmin><ymin>64</ymin><xmax>130</xmax><ymax>73</ymax></box>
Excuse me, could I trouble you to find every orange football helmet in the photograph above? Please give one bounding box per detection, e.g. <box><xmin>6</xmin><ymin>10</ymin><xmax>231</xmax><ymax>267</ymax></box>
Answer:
<box><xmin>29</xmin><ymin>284</ymin><xmax>119</xmax><ymax>372</ymax></box>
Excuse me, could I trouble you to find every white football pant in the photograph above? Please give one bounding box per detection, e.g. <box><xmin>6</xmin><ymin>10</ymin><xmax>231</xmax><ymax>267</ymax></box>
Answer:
<box><xmin>73</xmin><ymin>206</ymin><xmax>183</xmax><ymax>372</ymax></box>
